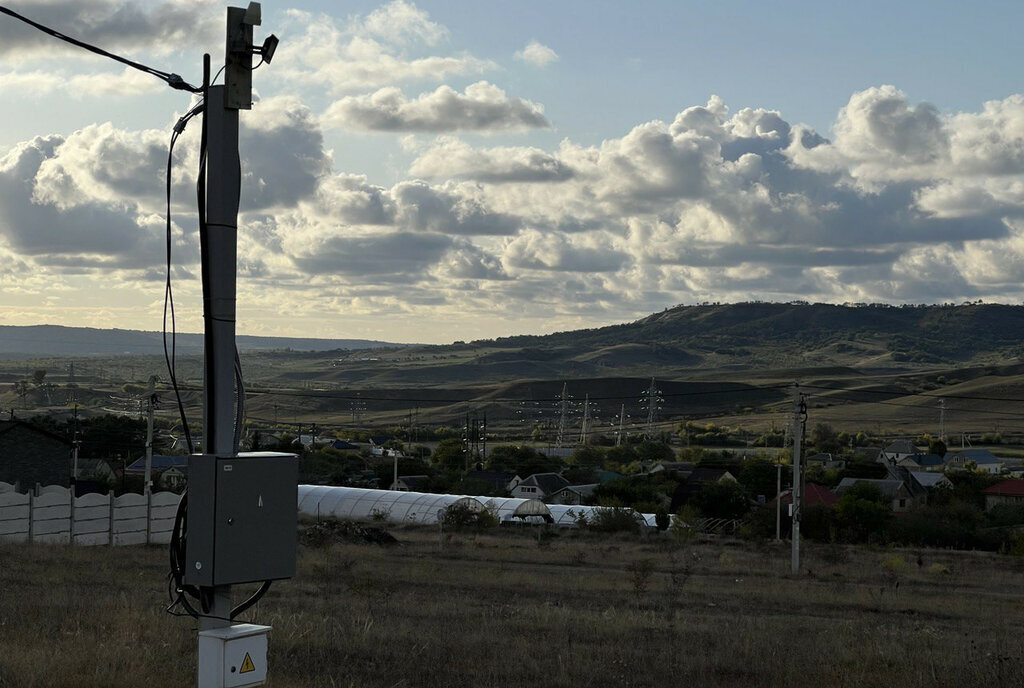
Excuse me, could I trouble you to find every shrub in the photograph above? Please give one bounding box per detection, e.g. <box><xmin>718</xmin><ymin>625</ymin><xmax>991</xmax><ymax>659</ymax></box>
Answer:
<box><xmin>586</xmin><ymin>507</ymin><xmax>643</xmax><ymax>534</ymax></box>
<box><xmin>442</xmin><ymin>502</ymin><xmax>498</xmax><ymax>531</ymax></box>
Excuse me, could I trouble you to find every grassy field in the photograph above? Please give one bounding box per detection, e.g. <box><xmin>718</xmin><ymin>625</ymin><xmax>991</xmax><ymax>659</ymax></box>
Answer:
<box><xmin>3</xmin><ymin>527</ymin><xmax>1024</xmax><ymax>687</ymax></box>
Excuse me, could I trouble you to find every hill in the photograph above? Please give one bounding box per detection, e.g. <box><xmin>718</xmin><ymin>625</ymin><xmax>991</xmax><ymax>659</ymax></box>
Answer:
<box><xmin>0</xmin><ymin>325</ymin><xmax>395</xmax><ymax>357</ymax></box>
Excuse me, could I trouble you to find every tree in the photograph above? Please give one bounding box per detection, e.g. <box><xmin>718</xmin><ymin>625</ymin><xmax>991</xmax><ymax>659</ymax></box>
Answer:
<box><xmin>834</xmin><ymin>483</ymin><xmax>891</xmax><ymax>542</ymax></box>
<box><xmin>811</xmin><ymin>423</ymin><xmax>840</xmax><ymax>453</ymax></box>
<box><xmin>569</xmin><ymin>445</ymin><xmax>604</xmax><ymax>469</ymax></box>
<box><xmin>928</xmin><ymin>438</ymin><xmax>947</xmax><ymax>457</ymax></box>
<box><xmin>635</xmin><ymin>440</ymin><xmax>674</xmax><ymax>463</ymax></box>
<box><xmin>738</xmin><ymin>459</ymin><xmax>780</xmax><ymax>501</ymax></box>
<box><xmin>694</xmin><ymin>480</ymin><xmax>749</xmax><ymax>519</ymax></box>
<box><xmin>431</xmin><ymin>438</ymin><xmax>466</xmax><ymax>472</ymax></box>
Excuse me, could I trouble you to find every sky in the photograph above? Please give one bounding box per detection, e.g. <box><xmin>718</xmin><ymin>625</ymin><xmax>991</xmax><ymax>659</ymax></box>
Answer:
<box><xmin>1</xmin><ymin>1</ymin><xmax>1024</xmax><ymax>345</ymax></box>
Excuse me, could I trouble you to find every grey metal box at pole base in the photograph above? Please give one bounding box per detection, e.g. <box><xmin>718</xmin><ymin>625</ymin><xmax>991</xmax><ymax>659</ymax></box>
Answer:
<box><xmin>185</xmin><ymin>452</ymin><xmax>298</xmax><ymax>587</ymax></box>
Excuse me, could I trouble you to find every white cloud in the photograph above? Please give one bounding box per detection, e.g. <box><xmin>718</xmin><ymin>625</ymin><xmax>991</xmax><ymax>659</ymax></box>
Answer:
<box><xmin>515</xmin><ymin>41</ymin><xmax>559</xmax><ymax>67</ymax></box>
<box><xmin>8</xmin><ymin>81</ymin><xmax>1024</xmax><ymax>341</ymax></box>
<box><xmin>0</xmin><ymin>0</ymin><xmax>219</xmax><ymax>60</ymax></box>
<box><xmin>361</xmin><ymin>0</ymin><xmax>448</xmax><ymax>46</ymax></box>
<box><xmin>322</xmin><ymin>82</ymin><xmax>550</xmax><ymax>132</ymax></box>
<box><xmin>409</xmin><ymin>138</ymin><xmax>572</xmax><ymax>182</ymax></box>
<box><xmin>274</xmin><ymin>8</ymin><xmax>493</xmax><ymax>94</ymax></box>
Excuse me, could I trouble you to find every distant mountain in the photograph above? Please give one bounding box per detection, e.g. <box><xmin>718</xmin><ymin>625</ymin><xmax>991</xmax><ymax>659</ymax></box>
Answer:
<box><xmin>0</xmin><ymin>325</ymin><xmax>397</xmax><ymax>357</ymax></box>
<box><xmin>482</xmin><ymin>302</ymin><xmax>1024</xmax><ymax>369</ymax></box>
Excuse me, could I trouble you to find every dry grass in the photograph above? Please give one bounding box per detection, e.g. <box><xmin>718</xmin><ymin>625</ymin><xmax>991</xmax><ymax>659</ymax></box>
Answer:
<box><xmin>3</xmin><ymin>529</ymin><xmax>1024</xmax><ymax>687</ymax></box>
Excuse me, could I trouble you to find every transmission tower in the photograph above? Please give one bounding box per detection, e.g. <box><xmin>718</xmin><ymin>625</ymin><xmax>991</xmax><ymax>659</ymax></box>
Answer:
<box><xmin>556</xmin><ymin>383</ymin><xmax>572</xmax><ymax>448</ymax></box>
<box><xmin>579</xmin><ymin>394</ymin><xmax>592</xmax><ymax>445</ymax></box>
<box><xmin>641</xmin><ymin>377</ymin><xmax>663</xmax><ymax>439</ymax></box>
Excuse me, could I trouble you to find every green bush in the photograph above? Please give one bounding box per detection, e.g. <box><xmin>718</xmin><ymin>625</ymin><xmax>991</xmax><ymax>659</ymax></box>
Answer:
<box><xmin>585</xmin><ymin>507</ymin><xmax>643</xmax><ymax>534</ymax></box>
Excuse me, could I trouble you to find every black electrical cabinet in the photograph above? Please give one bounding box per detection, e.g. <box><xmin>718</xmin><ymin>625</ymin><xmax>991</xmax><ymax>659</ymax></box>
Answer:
<box><xmin>185</xmin><ymin>452</ymin><xmax>298</xmax><ymax>587</ymax></box>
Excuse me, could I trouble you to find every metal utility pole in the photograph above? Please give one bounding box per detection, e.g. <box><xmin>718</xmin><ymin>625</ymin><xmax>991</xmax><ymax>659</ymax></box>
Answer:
<box><xmin>938</xmin><ymin>398</ymin><xmax>946</xmax><ymax>443</ymax></box>
<box><xmin>186</xmin><ymin>7</ymin><xmax>291</xmax><ymax>688</ymax></box>
<box><xmin>643</xmin><ymin>377</ymin><xmax>662</xmax><ymax>439</ymax></box>
<box><xmin>775</xmin><ymin>458</ymin><xmax>782</xmax><ymax>542</ymax></box>
<box><xmin>579</xmin><ymin>394</ymin><xmax>591</xmax><ymax>445</ymax></box>
<box><xmin>198</xmin><ymin>71</ymin><xmax>241</xmax><ymax>636</ymax></box>
<box><xmin>616</xmin><ymin>403</ymin><xmax>626</xmax><ymax>446</ymax></box>
<box><xmin>144</xmin><ymin>378</ymin><xmax>156</xmax><ymax>497</ymax></box>
<box><xmin>556</xmin><ymin>383</ymin><xmax>570</xmax><ymax>449</ymax></box>
<box><xmin>790</xmin><ymin>383</ymin><xmax>806</xmax><ymax>575</ymax></box>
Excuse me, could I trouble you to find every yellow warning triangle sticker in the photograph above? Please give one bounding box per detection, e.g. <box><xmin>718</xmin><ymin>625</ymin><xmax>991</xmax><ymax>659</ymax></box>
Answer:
<box><xmin>240</xmin><ymin>652</ymin><xmax>256</xmax><ymax>674</ymax></box>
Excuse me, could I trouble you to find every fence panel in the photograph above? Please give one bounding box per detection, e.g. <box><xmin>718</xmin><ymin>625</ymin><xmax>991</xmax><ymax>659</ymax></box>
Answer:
<box><xmin>0</xmin><ymin>491</ymin><xmax>30</xmax><ymax>541</ymax></box>
<box><xmin>112</xmin><ymin>493</ymin><xmax>148</xmax><ymax>546</ymax></box>
<box><xmin>32</xmin><ymin>491</ymin><xmax>71</xmax><ymax>544</ymax></box>
<box><xmin>149</xmin><ymin>492</ymin><xmax>181</xmax><ymax>545</ymax></box>
<box><xmin>73</xmin><ymin>492</ymin><xmax>112</xmax><ymax>546</ymax></box>
<box><xmin>0</xmin><ymin>481</ymin><xmax>15</xmax><ymax>494</ymax></box>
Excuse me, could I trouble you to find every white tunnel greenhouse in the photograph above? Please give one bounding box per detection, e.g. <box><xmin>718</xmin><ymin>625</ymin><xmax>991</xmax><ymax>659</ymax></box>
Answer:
<box><xmin>297</xmin><ymin>485</ymin><xmax>555</xmax><ymax>525</ymax></box>
<box><xmin>296</xmin><ymin>485</ymin><xmax>653</xmax><ymax>527</ymax></box>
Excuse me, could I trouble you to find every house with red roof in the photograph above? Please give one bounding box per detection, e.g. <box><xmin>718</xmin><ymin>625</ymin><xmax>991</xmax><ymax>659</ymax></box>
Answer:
<box><xmin>983</xmin><ymin>479</ymin><xmax>1024</xmax><ymax>511</ymax></box>
<box><xmin>775</xmin><ymin>483</ymin><xmax>838</xmax><ymax>508</ymax></box>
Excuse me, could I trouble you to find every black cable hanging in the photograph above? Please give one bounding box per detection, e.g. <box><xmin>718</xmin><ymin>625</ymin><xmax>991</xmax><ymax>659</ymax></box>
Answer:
<box><xmin>0</xmin><ymin>4</ymin><xmax>201</xmax><ymax>92</ymax></box>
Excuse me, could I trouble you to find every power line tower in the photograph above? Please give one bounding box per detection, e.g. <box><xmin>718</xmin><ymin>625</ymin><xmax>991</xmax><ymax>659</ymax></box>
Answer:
<box><xmin>463</xmin><ymin>412</ymin><xmax>487</xmax><ymax>469</ymax></box>
<box><xmin>555</xmin><ymin>383</ymin><xmax>573</xmax><ymax>448</ymax></box>
<box><xmin>641</xmin><ymin>377</ymin><xmax>663</xmax><ymax>439</ymax></box>
<box><xmin>615</xmin><ymin>403</ymin><xmax>628</xmax><ymax>446</ymax></box>
<box><xmin>579</xmin><ymin>394</ymin><xmax>592</xmax><ymax>445</ymax></box>
<box><xmin>938</xmin><ymin>398</ymin><xmax>946</xmax><ymax>442</ymax></box>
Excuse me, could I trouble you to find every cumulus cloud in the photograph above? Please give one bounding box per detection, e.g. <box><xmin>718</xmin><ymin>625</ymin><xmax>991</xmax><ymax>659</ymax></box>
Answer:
<box><xmin>9</xmin><ymin>79</ymin><xmax>1024</xmax><ymax>341</ymax></box>
<box><xmin>360</xmin><ymin>0</ymin><xmax>448</xmax><ymax>46</ymax></box>
<box><xmin>241</xmin><ymin>96</ymin><xmax>333</xmax><ymax>211</ymax></box>
<box><xmin>0</xmin><ymin>137</ymin><xmax>165</xmax><ymax>267</ymax></box>
<box><xmin>275</xmin><ymin>6</ymin><xmax>493</xmax><ymax>94</ymax></box>
<box><xmin>503</xmin><ymin>229</ymin><xmax>629</xmax><ymax>273</ymax></box>
<box><xmin>288</xmin><ymin>231</ymin><xmax>454</xmax><ymax>281</ymax></box>
<box><xmin>409</xmin><ymin>138</ymin><xmax>572</xmax><ymax>182</ymax></box>
<box><xmin>0</xmin><ymin>0</ymin><xmax>219</xmax><ymax>60</ymax></box>
<box><xmin>392</xmin><ymin>180</ymin><xmax>521</xmax><ymax>235</ymax></box>
<box><xmin>0</xmin><ymin>67</ymin><xmax>163</xmax><ymax>97</ymax></box>
<box><xmin>322</xmin><ymin>82</ymin><xmax>550</xmax><ymax>132</ymax></box>
<box><xmin>514</xmin><ymin>41</ymin><xmax>559</xmax><ymax>67</ymax></box>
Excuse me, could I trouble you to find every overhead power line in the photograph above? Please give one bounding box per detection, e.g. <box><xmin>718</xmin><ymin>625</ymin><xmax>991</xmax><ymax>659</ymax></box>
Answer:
<box><xmin>0</xmin><ymin>4</ymin><xmax>200</xmax><ymax>92</ymax></box>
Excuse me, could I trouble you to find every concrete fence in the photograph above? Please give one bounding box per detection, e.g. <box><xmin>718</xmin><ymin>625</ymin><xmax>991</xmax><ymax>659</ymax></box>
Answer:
<box><xmin>0</xmin><ymin>482</ymin><xmax>180</xmax><ymax>545</ymax></box>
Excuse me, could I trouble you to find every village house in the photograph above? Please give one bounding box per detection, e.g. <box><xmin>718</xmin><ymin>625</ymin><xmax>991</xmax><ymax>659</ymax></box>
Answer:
<box><xmin>511</xmin><ymin>473</ymin><xmax>570</xmax><ymax>501</ymax></box>
<box><xmin>835</xmin><ymin>477</ymin><xmax>922</xmax><ymax>512</ymax></box>
<box><xmin>880</xmin><ymin>440</ymin><xmax>921</xmax><ymax>465</ymax></box>
<box><xmin>549</xmin><ymin>483</ymin><xmax>598</xmax><ymax>505</ymax></box>
<box><xmin>982</xmin><ymin>479</ymin><xmax>1024</xmax><ymax>511</ymax></box>
<box><xmin>944</xmin><ymin>449</ymin><xmax>1003</xmax><ymax>474</ymax></box>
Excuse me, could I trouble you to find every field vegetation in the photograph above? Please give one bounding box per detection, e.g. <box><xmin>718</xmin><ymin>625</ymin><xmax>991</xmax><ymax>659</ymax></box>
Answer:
<box><xmin>3</xmin><ymin>526</ymin><xmax>1024</xmax><ymax>687</ymax></box>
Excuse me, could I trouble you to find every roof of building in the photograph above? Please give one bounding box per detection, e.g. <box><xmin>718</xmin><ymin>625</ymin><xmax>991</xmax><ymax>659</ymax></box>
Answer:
<box><xmin>912</xmin><ymin>453</ymin><xmax>945</xmax><ymax>467</ymax></box>
<box><xmin>945</xmin><ymin>449</ymin><xmax>1001</xmax><ymax>464</ymax></box>
<box><xmin>884</xmin><ymin>440</ymin><xmax>920</xmax><ymax>455</ymax></box>
<box><xmin>777</xmin><ymin>483</ymin><xmax>838</xmax><ymax>507</ymax></box>
<box><xmin>519</xmin><ymin>472</ymin><xmax>570</xmax><ymax>495</ymax></box>
<box><xmin>396</xmin><ymin>474</ymin><xmax>430</xmax><ymax>489</ymax></box>
<box><xmin>835</xmin><ymin>477</ymin><xmax>907</xmax><ymax>500</ymax></box>
<box><xmin>909</xmin><ymin>471</ymin><xmax>953</xmax><ymax>489</ymax></box>
<box><xmin>330</xmin><ymin>439</ymin><xmax>360</xmax><ymax>450</ymax></box>
<box><xmin>554</xmin><ymin>483</ymin><xmax>598</xmax><ymax>498</ymax></box>
<box><xmin>466</xmin><ymin>470</ymin><xmax>517</xmax><ymax>489</ymax></box>
<box><xmin>687</xmin><ymin>467</ymin><xmax>734</xmax><ymax>484</ymax></box>
<box><xmin>983</xmin><ymin>479</ymin><xmax>1024</xmax><ymax>497</ymax></box>
<box><xmin>125</xmin><ymin>454</ymin><xmax>187</xmax><ymax>473</ymax></box>
<box><xmin>650</xmin><ymin>461</ymin><xmax>696</xmax><ymax>473</ymax></box>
